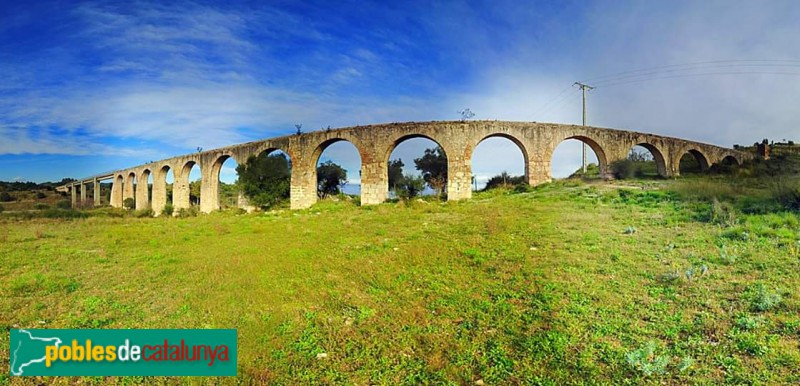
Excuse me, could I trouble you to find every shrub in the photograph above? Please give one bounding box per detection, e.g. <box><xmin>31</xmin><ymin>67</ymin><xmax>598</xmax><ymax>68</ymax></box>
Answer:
<box><xmin>162</xmin><ymin>203</ymin><xmax>174</xmax><ymax>216</ymax></box>
<box><xmin>710</xmin><ymin>198</ymin><xmax>736</xmax><ymax>227</ymax></box>
<box><xmin>56</xmin><ymin>200</ymin><xmax>72</xmax><ymax>209</ymax></box>
<box><xmin>625</xmin><ymin>341</ymin><xmax>670</xmax><ymax>376</ymax></box>
<box><xmin>34</xmin><ymin>203</ymin><xmax>50</xmax><ymax>210</ymax></box>
<box><xmin>41</xmin><ymin>209</ymin><xmax>88</xmax><ymax>219</ymax></box>
<box><xmin>0</xmin><ymin>191</ymin><xmax>14</xmax><ymax>202</ymax></box>
<box><xmin>745</xmin><ymin>283</ymin><xmax>782</xmax><ymax>312</ymax></box>
<box><xmin>513</xmin><ymin>183</ymin><xmax>533</xmax><ymax>193</ymax></box>
<box><xmin>177</xmin><ymin>207</ymin><xmax>199</xmax><ymax>218</ymax></box>
<box><xmin>34</xmin><ymin>191</ymin><xmax>47</xmax><ymax>199</ymax></box>
<box><xmin>133</xmin><ymin>209</ymin><xmax>154</xmax><ymax>218</ymax></box>
<box><xmin>123</xmin><ymin>198</ymin><xmax>135</xmax><ymax>210</ymax></box>
<box><xmin>0</xmin><ymin>204</ymin><xmax>4</xmax><ymax>213</ymax></box>
<box><xmin>611</xmin><ymin>159</ymin><xmax>636</xmax><ymax>179</ymax></box>
<box><xmin>769</xmin><ymin>178</ymin><xmax>800</xmax><ymax>211</ymax></box>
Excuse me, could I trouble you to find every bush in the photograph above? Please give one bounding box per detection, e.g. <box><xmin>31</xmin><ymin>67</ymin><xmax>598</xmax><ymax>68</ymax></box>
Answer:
<box><xmin>611</xmin><ymin>159</ymin><xmax>636</xmax><ymax>179</ymax></box>
<box><xmin>41</xmin><ymin>209</ymin><xmax>88</xmax><ymax>219</ymax></box>
<box><xmin>34</xmin><ymin>191</ymin><xmax>47</xmax><ymax>199</ymax></box>
<box><xmin>0</xmin><ymin>204</ymin><xmax>4</xmax><ymax>213</ymax></box>
<box><xmin>123</xmin><ymin>198</ymin><xmax>135</xmax><ymax>210</ymax></box>
<box><xmin>177</xmin><ymin>207</ymin><xmax>199</xmax><ymax>218</ymax></box>
<box><xmin>162</xmin><ymin>203</ymin><xmax>174</xmax><ymax>216</ymax></box>
<box><xmin>34</xmin><ymin>203</ymin><xmax>50</xmax><ymax>210</ymax></box>
<box><xmin>710</xmin><ymin>198</ymin><xmax>737</xmax><ymax>227</ymax></box>
<box><xmin>56</xmin><ymin>200</ymin><xmax>72</xmax><ymax>209</ymax></box>
<box><xmin>133</xmin><ymin>209</ymin><xmax>154</xmax><ymax>218</ymax></box>
<box><xmin>745</xmin><ymin>283</ymin><xmax>782</xmax><ymax>312</ymax></box>
<box><xmin>0</xmin><ymin>191</ymin><xmax>14</xmax><ymax>202</ymax></box>
<box><xmin>769</xmin><ymin>178</ymin><xmax>800</xmax><ymax>211</ymax></box>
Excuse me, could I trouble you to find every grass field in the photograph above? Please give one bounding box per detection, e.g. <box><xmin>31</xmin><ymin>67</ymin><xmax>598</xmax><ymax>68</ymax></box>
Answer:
<box><xmin>1</xmin><ymin>177</ymin><xmax>799</xmax><ymax>384</ymax></box>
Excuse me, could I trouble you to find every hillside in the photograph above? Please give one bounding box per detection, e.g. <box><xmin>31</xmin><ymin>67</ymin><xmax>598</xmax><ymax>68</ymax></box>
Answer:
<box><xmin>1</xmin><ymin>174</ymin><xmax>798</xmax><ymax>384</ymax></box>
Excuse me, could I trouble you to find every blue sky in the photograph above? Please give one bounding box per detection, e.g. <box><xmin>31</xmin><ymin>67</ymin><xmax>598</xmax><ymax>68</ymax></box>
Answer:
<box><xmin>1</xmin><ymin>0</ymin><xmax>799</xmax><ymax>186</ymax></box>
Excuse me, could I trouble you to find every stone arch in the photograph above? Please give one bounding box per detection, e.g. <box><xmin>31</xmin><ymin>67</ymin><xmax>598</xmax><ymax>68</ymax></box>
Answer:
<box><xmin>384</xmin><ymin>134</ymin><xmax>449</xmax><ymax>199</ymax></box>
<box><xmin>152</xmin><ymin>164</ymin><xmax>173</xmax><ymax>215</ymax></box>
<box><xmin>678</xmin><ymin>149</ymin><xmax>710</xmax><ymax>174</ymax></box>
<box><xmin>111</xmin><ymin>174</ymin><xmax>124</xmax><ymax>208</ymax></box>
<box><xmin>136</xmin><ymin>169</ymin><xmax>152</xmax><ymax>210</ymax></box>
<box><xmin>123</xmin><ymin>171</ymin><xmax>136</xmax><ymax>206</ymax></box>
<box><xmin>631</xmin><ymin>142</ymin><xmax>668</xmax><ymax>177</ymax></box>
<box><xmin>468</xmin><ymin>133</ymin><xmax>530</xmax><ymax>188</ymax></box>
<box><xmin>202</xmin><ymin>153</ymin><xmax>240</xmax><ymax>213</ymax></box>
<box><xmin>174</xmin><ymin>160</ymin><xmax>200</xmax><ymax>211</ymax></box>
<box><xmin>551</xmin><ymin>135</ymin><xmax>609</xmax><ymax>178</ymax></box>
<box><xmin>310</xmin><ymin>138</ymin><xmax>364</xmax><ymax>199</ymax></box>
<box><xmin>721</xmin><ymin>155</ymin><xmax>741</xmax><ymax>166</ymax></box>
<box><xmin>383</xmin><ymin>133</ymin><xmax>449</xmax><ymax>165</ymax></box>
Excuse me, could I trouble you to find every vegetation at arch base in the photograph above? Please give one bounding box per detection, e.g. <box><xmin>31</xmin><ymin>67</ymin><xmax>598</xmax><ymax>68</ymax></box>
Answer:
<box><xmin>9</xmin><ymin>329</ymin><xmax>237</xmax><ymax>376</ymax></box>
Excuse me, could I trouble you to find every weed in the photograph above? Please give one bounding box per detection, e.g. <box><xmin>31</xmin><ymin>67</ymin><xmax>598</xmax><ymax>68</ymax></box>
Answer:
<box><xmin>625</xmin><ymin>341</ymin><xmax>670</xmax><ymax>376</ymax></box>
<box><xmin>734</xmin><ymin>314</ymin><xmax>764</xmax><ymax>331</ymax></box>
<box><xmin>623</xmin><ymin>226</ymin><xmax>637</xmax><ymax>234</ymax></box>
<box><xmin>710</xmin><ymin>198</ymin><xmax>737</xmax><ymax>226</ymax></box>
<box><xmin>162</xmin><ymin>203</ymin><xmax>174</xmax><ymax>216</ymax></box>
<box><xmin>745</xmin><ymin>283</ymin><xmax>782</xmax><ymax>312</ymax></box>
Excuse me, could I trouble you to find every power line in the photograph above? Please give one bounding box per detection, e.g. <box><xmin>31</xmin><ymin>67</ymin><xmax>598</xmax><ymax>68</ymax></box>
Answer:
<box><xmin>582</xmin><ymin>59</ymin><xmax>800</xmax><ymax>84</ymax></box>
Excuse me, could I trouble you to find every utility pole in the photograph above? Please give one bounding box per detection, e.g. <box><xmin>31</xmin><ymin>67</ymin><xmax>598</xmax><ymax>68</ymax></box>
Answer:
<box><xmin>574</xmin><ymin>82</ymin><xmax>595</xmax><ymax>173</ymax></box>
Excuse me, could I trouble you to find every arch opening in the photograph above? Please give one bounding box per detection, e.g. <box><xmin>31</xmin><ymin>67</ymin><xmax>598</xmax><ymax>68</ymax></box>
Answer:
<box><xmin>236</xmin><ymin>148</ymin><xmax>292</xmax><ymax>210</ymax></box>
<box><xmin>313</xmin><ymin>139</ymin><xmax>362</xmax><ymax>199</ymax></box>
<box><xmin>471</xmin><ymin>135</ymin><xmax>527</xmax><ymax>191</ymax></box>
<box><xmin>679</xmin><ymin>150</ymin><xmax>710</xmax><ymax>175</ymax></box>
<box><xmin>711</xmin><ymin>155</ymin><xmax>740</xmax><ymax>174</ymax></box>
<box><xmin>551</xmin><ymin>136</ymin><xmax>606</xmax><ymax>179</ymax></box>
<box><xmin>124</xmin><ymin>172</ymin><xmax>137</xmax><ymax>208</ymax></box>
<box><xmin>616</xmin><ymin>144</ymin><xmax>667</xmax><ymax>179</ymax></box>
<box><xmin>386</xmin><ymin>135</ymin><xmax>448</xmax><ymax>200</ymax></box>
<box><xmin>211</xmin><ymin>155</ymin><xmax>240</xmax><ymax>211</ymax></box>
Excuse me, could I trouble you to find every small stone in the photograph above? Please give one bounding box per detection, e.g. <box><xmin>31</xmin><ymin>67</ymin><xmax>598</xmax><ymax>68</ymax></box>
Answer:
<box><xmin>344</xmin><ymin>317</ymin><xmax>354</xmax><ymax>326</ymax></box>
<box><xmin>529</xmin><ymin>247</ymin><xmax>538</xmax><ymax>251</ymax></box>
<box><xmin>393</xmin><ymin>247</ymin><xmax>399</xmax><ymax>251</ymax></box>
<box><xmin>475</xmin><ymin>380</ymin><xmax>485</xmax><ymax>385</ymax></box>
<box><xmin>316</xmin><ymin>352</ymin><xmax>328</xmax><ymax>359</ymax></box>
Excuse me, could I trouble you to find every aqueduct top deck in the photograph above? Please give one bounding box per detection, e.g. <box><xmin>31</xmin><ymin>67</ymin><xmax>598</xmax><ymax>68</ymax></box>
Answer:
<box><xmin>60</xmin><ymin>120</ymin><xmax>751</xmax><ymax>214</ymax></box>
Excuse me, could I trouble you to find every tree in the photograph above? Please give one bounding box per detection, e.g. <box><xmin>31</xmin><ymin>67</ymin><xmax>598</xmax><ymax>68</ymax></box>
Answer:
<box><xmin>414</xmin><ymin>146</ymin><xmax>448</xmax><ymax>196</ymax></box>
<box><xmin>483</xmin><ymin>172</ymin><xmax>525</xmax><ymax>190</ymax></box>
<box><xmin>236</xmin><ymin>152</ymin><xmax>291</xmax><ymax>209</ymax></box>
<box><xmin>0</xmin><ymin>191</ymin><xmax>13</xmax><ymax>202</ymax></box>
<box><xmin>395</xmin><ymin>175</ymin><xmax>426</xmax><ymax>200</ymax></box>
<box><xmin>189</xmin><ymin>180</ymin><xmax>201</xmax><ymax>206</ymax></box>
<box><xmin>388</xmin><ymin>159</ymin><xmax>404</xmax><ymax>190</ymax></box>
<box><xmin>123</xmin><ymin>197</ymin><xmax>135</xmax><ymax>210</ymax></box>
<box><xmin>317</xmin><ymin>161</ymin><xmax>347</xmax><ymax>198</ymax></box>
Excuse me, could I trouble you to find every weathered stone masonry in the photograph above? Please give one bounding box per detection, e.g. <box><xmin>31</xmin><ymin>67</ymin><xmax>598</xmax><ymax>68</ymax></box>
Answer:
<box><xmin>61</xmin><ymin>121</ymin><xmax>752</xmax><ymax>215</ymax></box>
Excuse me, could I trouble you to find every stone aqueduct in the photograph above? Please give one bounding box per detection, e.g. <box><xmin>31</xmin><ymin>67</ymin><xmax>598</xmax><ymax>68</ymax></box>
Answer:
<box><xmin>60</xmin><ymin>121</ymin><xmax>751</xmax><ymax>215</ymax></box>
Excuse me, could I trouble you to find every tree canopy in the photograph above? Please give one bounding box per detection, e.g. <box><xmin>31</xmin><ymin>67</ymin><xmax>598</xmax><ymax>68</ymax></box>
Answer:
<box><xmin>317</xmin><ymin>161</ymin><xmax>347</xmax><ymax>198</ymax></box>
<box><xmin>388</xmin><ymin>159</ymin><xmax>404</xmax><ymax>190</ymax></box>
<box><xmin>236</xmin><ymin>152</ymin><xmax>291</xmax><ymax>208</ymax></box>
<box><xmin>413</xmin><ymin>146</ymin><xmax>447</xmax><ymax>196</ymax></box>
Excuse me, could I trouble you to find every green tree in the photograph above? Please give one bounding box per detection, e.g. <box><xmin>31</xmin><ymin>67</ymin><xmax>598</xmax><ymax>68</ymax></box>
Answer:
<box><xmin>317</xmin><ymin>161</ymin><xmax>347</xmax><ymax>198</ymax></box>
<box><xmin>189</xmin><ymin>180</ymin><xmax>201</xmax><ymax>206</ymax></box>
<box><xmin>395</xmin><ymin>175</ymin><xmax>426</xmax><ymax>200</ymax></box>
<box><xmin>236</xmin><ymin>152</ymin><xmax>291</xmax><ymax>209</ymax></box>
<box><xmin>388</xmin><ymin>159</ymin><xmax>404</xmax><ymax>190</ymax></box>
<box><xmin>0</xmin><ymin>191</ymin><xmax>13</xmax><ymax>202</ymax></box>
<box><xmin>123</xmin><ymin>197</ymin><xmax>135</xmax><ymax>210</ymax></box>
<box><xmin>414</xmin><ymin>146</ymin><xmax>448</xmax><ymax>196</ymax></box>
<box><xmin>483</xmin><ymin>172</ymin><xmax>525</xmax><ymax>190</ymax></box>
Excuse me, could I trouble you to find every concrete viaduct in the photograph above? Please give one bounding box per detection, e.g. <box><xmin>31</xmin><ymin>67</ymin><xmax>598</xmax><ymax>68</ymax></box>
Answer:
<box><xmin>59</xmin><ymin>121</ymin><xmax>751</xmax><ymax>215</ymax></box>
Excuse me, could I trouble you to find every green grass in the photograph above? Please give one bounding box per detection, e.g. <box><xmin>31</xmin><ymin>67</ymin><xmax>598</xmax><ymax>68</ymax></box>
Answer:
<box><xmin>1</xmin><ymin>179</ymin><xmax>799</xmax><ymax>384</ymax></box>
